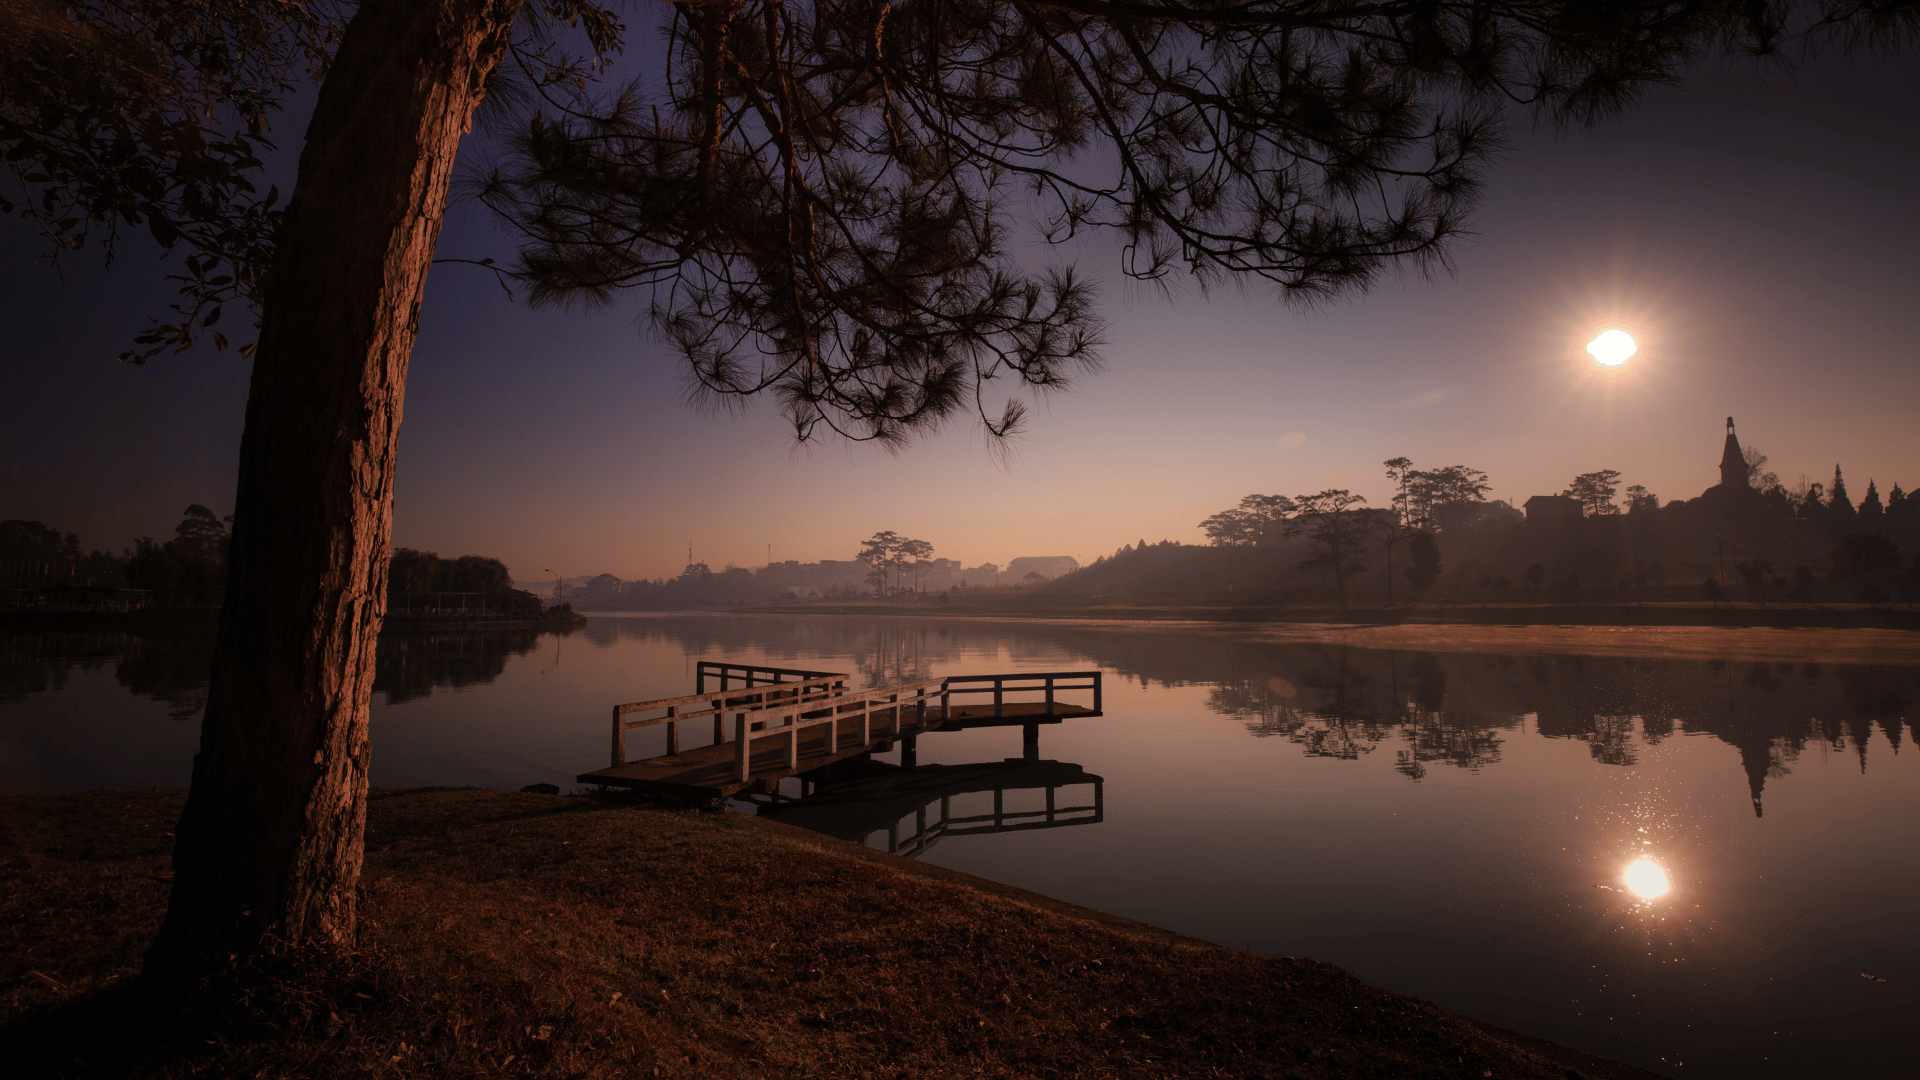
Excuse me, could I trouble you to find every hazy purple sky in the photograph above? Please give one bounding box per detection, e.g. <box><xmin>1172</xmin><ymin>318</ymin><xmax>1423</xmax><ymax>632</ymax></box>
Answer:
<box><xmin>4</xmin><ymin>45</ymin><xmax>1916</xmax><ymax>582</ymax></box>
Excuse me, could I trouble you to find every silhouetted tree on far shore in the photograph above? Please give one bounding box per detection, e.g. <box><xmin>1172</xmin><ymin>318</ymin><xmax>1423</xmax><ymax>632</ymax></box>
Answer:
<box><xmin>1829</xmin><ymin>466</ymin><xmax>1857</xmax><ymax>528</ymax></box>
<box><xmin>1831</xmin><ymin>531</ymin><xmax>1900</xmax><ymax>604</ymax></box>
<box><xmin>1565</xmin><ymin>470</ymin><xmax>1623</xmax><ymax>516</ymax></box>
<box><xmin>1859</xmin><ymin>480</ymin><xmax>1885</xmax><ymax>524</ymax></box>
<box><xmin>1701</xmin><ymin>576</ymin><xmax>1726</xmax><ymax>607</ymax></box>
<box><xmin>1289</xmin><ymin>491</ymin><xmax>1369</xmax><ymax>612</ymax></box>
<box><xmin>1200</xmin><ymin>495</ymin><xmax>1294</xmax><ymax>547</ymax></box>
<box><xmin>1735</xmin><ymin>559</ymin><xmax>1773</xmax><ymax>604</ymax></box>
<box><xmin>1788</xmin><ymin>565</ymin><xmax>1817</xmax><ymax>607</ymax></box>
<box><xmin>1405</xmin><ymin>532</ymin><xmax>1443</xmax><ymax>599</ymax></box>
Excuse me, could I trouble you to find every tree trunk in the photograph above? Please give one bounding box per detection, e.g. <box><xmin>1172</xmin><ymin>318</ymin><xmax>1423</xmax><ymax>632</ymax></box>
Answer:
<box><xmin>147</xmin><ymin>0</ymin><xmax>522</xmax><ymax>977</ymax></box>
<box><xmin>1384</xmin><ymin>541</ymin><xmax>1395</xmax><ymax>607</ymax></box>
<box><xmin>1330</xmin><ymin>536</ymin><xmax>1349</xmax><ymax>612</ymax></box>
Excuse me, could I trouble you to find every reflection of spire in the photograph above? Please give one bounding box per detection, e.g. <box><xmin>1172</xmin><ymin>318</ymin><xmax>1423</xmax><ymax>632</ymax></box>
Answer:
<box><xmin>1735</xmin><ymin>736</ymin><xmax>1770</xmax><ymax>818</ymax></box>
<box><xmin>1887</xmin><ymin>718</ymin><xmax>1904</xmax><ymax>756</ymax></box>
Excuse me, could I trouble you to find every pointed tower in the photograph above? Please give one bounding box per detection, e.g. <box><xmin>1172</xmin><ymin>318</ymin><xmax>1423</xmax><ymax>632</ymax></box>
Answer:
<box><xmin>1719</xmin><ymin>417</ymin><xmax>1748</xmax><ymax>490</ymax></box>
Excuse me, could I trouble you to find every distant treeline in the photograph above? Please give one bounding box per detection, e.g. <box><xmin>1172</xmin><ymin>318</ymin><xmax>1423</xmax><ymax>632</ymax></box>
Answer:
<box><xmin>557</xmin><ymin>555</ymin><xmax>1017</xmax><ymax>609</ymax></box>
<box><xmin>1043</xmin><ymin>457</ymin><xmax>1920</xmax><ymax>607</ymax></box>
<box><xmin>2</xmin><ymin>511</ymin><xmax>560</xmax><ymax>622</ymax></box>
<box><xmin>2</xmin><ymin>507</ymin><xmax>233</xmax><ymax>607</ymax></box>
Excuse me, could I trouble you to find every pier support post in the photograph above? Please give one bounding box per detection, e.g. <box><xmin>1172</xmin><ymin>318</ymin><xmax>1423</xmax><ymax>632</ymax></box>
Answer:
<box><xmin>1022</xmin><ymin>721</ymin><xmax>1039</xmax><ymax>761</ymax></box>
<box><xmin>901</xmin><ymin>734</ymin><xmax>917</xmax><ymax>770</ymax></box>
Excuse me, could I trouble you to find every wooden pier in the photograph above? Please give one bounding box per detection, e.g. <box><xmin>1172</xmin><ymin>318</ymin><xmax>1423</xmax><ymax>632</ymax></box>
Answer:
<box><xmin>577</xmin><ymin>662</ymin><xmax>1104</xmax><ymax>799</ymax></box>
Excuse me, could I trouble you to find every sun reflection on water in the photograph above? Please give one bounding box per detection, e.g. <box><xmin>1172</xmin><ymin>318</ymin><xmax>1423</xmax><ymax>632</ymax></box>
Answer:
<box><xmin>1623</xmin><ymin>857</ymin><xmax>1672</xmax><ymax>900</ymax></box>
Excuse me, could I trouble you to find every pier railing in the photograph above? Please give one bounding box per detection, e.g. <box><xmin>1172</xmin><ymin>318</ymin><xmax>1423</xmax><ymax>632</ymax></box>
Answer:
<box><xmin>611</xmin><ymin>664</ymin><xmax>848</xmax><ymax>766</ymax></box>
<box><xmin>731</xmin><ymin>678</ymin><xmax>950</xmax><ymax>781</ymax></box>
<box><xmin>941</xmin><ymin>670</ymin><xmax>1102</xmax><ymax>717</ymax></box>
<box><xmin>607</xmin><ymin>668</ymin><xmax>1104</xmax><ymax>778</ymax></box>
<box><xmin>885</xmin><ymin>780</ymin><xmax>1104</xmax><ymax>858</ymax></box>
<box><xmin>696</xmin><ymin>661</ymin><xmax>844</xmax><ymax>694</ymax></box>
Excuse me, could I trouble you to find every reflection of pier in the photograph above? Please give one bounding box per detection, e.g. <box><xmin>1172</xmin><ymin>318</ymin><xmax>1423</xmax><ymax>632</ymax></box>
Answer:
<box><xmin>745</xmin><ymin>757</ymin><xmax>1104</xmax><ymax>858</ymax></box>
<box><xmin>577</xmin><ymin>662</ymin><xmax>1103</xmax><ymax>799</ymax></box>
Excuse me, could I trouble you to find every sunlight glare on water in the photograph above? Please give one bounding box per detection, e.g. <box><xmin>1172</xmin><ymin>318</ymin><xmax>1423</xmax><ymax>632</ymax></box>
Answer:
<box><xmin>1622</xmin><ymin>857</ymin><xmax>1672</xmax><ymax>900</ymax></box>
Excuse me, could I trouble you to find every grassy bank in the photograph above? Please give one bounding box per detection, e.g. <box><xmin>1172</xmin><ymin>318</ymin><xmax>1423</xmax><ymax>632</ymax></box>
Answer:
<box><xmin>1</xmin><ymin>788</ymin><xmax>1658</xmax><ymax>1079</ymax></box>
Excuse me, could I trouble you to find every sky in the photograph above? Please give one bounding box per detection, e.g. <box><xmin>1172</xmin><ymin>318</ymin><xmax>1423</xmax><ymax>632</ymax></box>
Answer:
<box><xmin>3</xmin><ymin>38</ymin><xmax>1917</xmax><ymax>583</ymax></box>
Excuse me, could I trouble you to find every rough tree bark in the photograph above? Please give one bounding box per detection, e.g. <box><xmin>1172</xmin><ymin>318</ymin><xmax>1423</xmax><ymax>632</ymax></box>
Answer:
<box><xmin>147</xmin><ymin>0</ymin><xmax>524</xmax><ymax>977</ymax></box>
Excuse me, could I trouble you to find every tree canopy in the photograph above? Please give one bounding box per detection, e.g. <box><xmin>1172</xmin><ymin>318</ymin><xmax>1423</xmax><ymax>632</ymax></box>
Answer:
<box><xmin>477</xmin><ymin>0</ymin><xmax>1920</xmax><ymax>444</ymax></box>
<box><xmin>1</xmin><ymin>0</ymin><xmax>342</xmax><ymax>360</ymax></box>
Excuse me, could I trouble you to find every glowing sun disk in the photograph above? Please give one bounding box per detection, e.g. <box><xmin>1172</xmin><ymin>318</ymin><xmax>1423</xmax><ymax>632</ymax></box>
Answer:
<box><xmin>1623</xmin><ymin>857</ymin><xmax>1671</xmax><ymax>899</ymax></box>
<box><xmin>1587</xmin><ymin>329</ymin><xmax>1637</xmax><ymax>367</ymax></box>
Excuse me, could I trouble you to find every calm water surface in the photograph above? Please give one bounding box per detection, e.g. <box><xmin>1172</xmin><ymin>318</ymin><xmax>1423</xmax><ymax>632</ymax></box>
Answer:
<box><xmin>4</xmin><ymin>614</ymin><xmax>1916</xmax><ymax>1078</ymax></box>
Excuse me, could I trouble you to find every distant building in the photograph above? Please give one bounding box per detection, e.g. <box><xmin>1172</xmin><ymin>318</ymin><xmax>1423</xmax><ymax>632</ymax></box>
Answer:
<box><xmin>1005</xmin><ymin>555</ymin><xmax>1080</xmax><ymax>580</ymax></box>
<box><xmin>1523</xmin><ymin>495</ymin><xmax>1582</xmax><ymax>524</ymax></box>
<box><xmin>1718</xmin><ymin>416</ymin><xmax>1749</xmax><ymax>491</ymax></box>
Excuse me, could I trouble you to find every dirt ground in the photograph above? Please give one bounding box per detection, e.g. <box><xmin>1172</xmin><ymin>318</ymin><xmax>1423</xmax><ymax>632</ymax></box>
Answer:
<box><xmin>1</xmin><ymin>787</ymin><xmax>1663</xmax><ymax>1079</ymax></box>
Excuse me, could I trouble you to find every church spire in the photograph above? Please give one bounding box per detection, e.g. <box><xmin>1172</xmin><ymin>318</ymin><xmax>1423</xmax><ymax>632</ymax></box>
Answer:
<box><xmin>1719</xmin><ymin>416</ymin><xmax>1747</xmax><ymax>490</ymax></box>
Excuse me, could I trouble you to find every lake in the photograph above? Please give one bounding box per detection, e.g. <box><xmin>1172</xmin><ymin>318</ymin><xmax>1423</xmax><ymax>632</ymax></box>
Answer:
<box><xmin>3</xmin><ymin>613</ymin><xmax>1916</xmax><ymax>1078</ymax></box>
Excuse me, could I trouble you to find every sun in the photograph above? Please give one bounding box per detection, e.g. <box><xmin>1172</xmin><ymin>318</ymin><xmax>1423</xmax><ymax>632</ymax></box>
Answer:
<box><xmin>1586</xmin><ymin>329</ymin><xmax>1637</xmax><ymax>367</ymax></box>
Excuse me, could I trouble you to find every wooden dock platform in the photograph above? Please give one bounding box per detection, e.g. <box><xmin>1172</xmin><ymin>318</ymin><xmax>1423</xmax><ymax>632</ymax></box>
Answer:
<box><xmin>576</xmin><ymin>663</ymin><xmax>1103</xmax><ymax>799</ymax></box>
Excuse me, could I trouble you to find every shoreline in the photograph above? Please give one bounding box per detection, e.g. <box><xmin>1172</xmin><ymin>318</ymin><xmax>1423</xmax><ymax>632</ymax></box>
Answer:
<box><xmin>588</xmin><ymin>607</ymin><xmax>1920</xmax><ymax>665</ymax></box>
<box><xmin>725</xmin><ymin>598</ymin><xmax>1920</xmax><ymax>630</ymax></box>
<box><xmin>3</xmin><ymin>787</ymin><xmax>1664</xmax><ymax>1079</ymax></box>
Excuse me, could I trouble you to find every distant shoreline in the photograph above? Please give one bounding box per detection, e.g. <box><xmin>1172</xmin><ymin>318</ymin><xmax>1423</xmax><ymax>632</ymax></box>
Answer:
<box><xmin>0</xmin><ymin>607</ymin><xmax>587</xmax><ymax>633</ymax></box>
<box><xmin>720</xmin><ymin>597</ymin><xmax>1920</xmax><ymax>631</ymax></box>
<box><xmin>595</xmin><ymin>604</ymin><xmax>1919</xmax><ymax>665</ymax></box>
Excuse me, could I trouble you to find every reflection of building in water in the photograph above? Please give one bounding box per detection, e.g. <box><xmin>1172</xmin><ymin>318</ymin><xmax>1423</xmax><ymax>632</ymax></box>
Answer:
<box><xmin>1191</xmin><ymin>639</ymin><xmax>1915</xmax><ymax>815</ymax></box>
<box><xmin>745</xmin><ymin>756</ymin><xmax>1103</xmax><ymax>859</ymax></box>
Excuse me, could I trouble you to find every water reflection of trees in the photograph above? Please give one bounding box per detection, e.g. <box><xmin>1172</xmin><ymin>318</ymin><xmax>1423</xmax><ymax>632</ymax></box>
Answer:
<box><xmin>372</xmin><ymin>629</ymin><xmax>560</xmax><ymax>704</ymax></box>
<box><xmin>1208</xmin><ymin>649</ymin><xmax>1505</xmax><ymax>777</ymax></box>
<box><xmin>1</xmin><ymin>628</ymin><xmax>578</xmax><ymax>715</ymax></box>
<box><xmin>0</xmin><ymin>631</ymin><xmax>216</xmax><ymax>721</ymax></box>
<box><xmin>1196</xmin><ymin>644</ymin><xmax>1916</xmax><ymax>813</ymax></box>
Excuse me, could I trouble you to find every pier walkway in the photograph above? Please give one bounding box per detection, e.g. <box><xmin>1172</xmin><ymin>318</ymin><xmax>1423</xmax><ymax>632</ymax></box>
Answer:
<box><xmin>577</xmin><ymin>662</ymin><xmax>1103</xmax><ymax>799</ymax></box>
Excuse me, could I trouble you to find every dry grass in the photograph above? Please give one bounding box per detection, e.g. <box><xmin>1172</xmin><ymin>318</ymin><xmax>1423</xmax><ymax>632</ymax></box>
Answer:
<box><xmin>2</xmin><ymin>787</ymin><xmax>1659</xmax><ymax>1079</ymax></box>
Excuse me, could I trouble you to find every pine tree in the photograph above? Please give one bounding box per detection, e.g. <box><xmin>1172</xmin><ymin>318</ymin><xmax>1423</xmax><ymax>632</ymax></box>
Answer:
<box><xmin>1827</xmin><ymin>465</ymin><xmax>1858</xmax><ymax>526</ymax></box>
<box><xmin>1859</xmin><ymin>480</ymin><xmax>1885</xmax><ymax>523</ymax></box>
